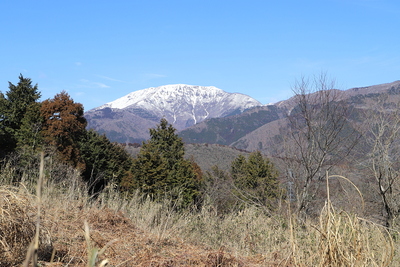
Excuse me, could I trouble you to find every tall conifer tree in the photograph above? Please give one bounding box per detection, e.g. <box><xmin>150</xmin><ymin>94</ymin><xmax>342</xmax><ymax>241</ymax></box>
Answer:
<box><xmin>126</xmin><ymin>118</ymin><xmax>202</xmax><ymax>207</ymax></box>
<box><xmin>0</xmin><ymin>74</ymin><xmax>41</xmax><ymax>152</ymax></box>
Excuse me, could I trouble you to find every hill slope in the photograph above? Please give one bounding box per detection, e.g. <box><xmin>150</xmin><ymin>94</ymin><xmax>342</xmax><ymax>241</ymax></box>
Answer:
<box><xmin>179</xmin><ymin>105</ymin><xmax>282</xmax><ymax>145</ymax></box>
<box><xmin>181</xmin><ymin>80</ymin><xmax>400</xmax><ymax>153</ymax></box>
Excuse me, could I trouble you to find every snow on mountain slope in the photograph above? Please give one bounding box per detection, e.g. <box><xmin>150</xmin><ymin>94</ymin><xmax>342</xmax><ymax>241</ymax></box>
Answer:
<box><xmin>90</xmin><ymin>84</ymin><xmax>262</xmax><ymax>130</ymax></box>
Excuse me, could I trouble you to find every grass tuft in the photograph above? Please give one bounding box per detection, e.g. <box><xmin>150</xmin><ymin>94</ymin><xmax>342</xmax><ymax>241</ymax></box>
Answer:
<box><xmin>315</xmin><ymin>174</ymin><xmax>394</xmax><ymax>267</ymax></box>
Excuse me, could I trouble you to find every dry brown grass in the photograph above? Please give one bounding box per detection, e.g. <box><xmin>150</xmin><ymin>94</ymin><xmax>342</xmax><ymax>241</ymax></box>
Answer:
<box><xmin>0</xmin><ymin>186</ymin><xmax>52</xmax><ymax>266</ymax></box>
<box><xmin>43</xmin><ymin>205</ymin><xmax>251</xmax><ymax>266</ymax></box>
<box><xmin>285</xmin><ymin>175</ymin><xmax>395</xmax><ymax>267</ymax></box>
<box><xmin>317</xmin><ymin>202</ymin><xmax>393</xmax><ymax>267</ymax></box>
<box><xmin>0</xmin><ymin>185</ymin><xmax>398</xmax><ymax>267</ymax></box>
<box><xmin>1</xmin><ymin>153</ymin><xmax>400</xmax><ymax>266</ymax></box>
<box><xmin>316</xmin><ymin>175</ymin><xmax>393</xmax><ymax>267</ymax></box>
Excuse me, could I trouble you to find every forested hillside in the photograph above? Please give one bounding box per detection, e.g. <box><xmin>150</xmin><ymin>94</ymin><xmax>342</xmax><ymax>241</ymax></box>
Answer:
<box><xmin>179</xmin><ymin>105</ymin><xmax>282</xmax><ymax>145</ymax></box>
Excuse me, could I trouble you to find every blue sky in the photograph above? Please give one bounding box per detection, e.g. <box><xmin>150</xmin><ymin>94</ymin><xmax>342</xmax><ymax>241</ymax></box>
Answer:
<box><xmin>1</xmin><ymin>0</ymin><xmax>399</xmax><ymax>110</ymax></box>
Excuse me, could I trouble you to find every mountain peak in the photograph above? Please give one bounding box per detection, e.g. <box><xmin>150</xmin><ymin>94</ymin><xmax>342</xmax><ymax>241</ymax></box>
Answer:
<box><xmin>94</xmin><ymin>84</ymin><xmax>241</xmax><ymax>111</ymax></box>
<box><xmin>86</xmin><ymin>84</ymin><xmax>262</xmax><ymax>141</ymax></box>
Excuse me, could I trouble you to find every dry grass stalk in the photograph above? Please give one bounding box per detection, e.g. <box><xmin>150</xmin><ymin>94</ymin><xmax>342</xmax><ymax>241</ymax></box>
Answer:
<box><xmin>316</xmin><ymin>173</ymin><xmax>394</xmax><ymax>267</ymax></box>
<box><xmin>84</xmin><ymin>220</ymin><xmax>113</xmax><ymax>267</ymax></box>
<box><xmin>22</xmin><ymin>151</ymin><xmax>45</xmax><ymax>267</ymax></box>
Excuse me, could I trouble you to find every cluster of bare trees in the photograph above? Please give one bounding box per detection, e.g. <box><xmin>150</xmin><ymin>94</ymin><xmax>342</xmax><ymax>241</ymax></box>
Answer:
<box><xmin>280</xmin><ymin>73</ymin><xmax>400</xmax><ymax>227</ymax></box>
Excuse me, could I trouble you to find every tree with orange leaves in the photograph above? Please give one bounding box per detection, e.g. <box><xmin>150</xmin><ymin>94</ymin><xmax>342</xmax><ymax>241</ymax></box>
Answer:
<box><xmin>41</xmin><ymin>91</ymin><xmax>87</xmax><ymax>169</ymax></box>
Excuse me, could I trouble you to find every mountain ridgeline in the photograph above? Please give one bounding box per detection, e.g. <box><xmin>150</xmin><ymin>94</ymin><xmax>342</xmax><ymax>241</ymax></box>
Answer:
<box><xmin>85</xmin><ymin>81</ymin><xmax>400</xmax><ymax>153</ymax></box>
<box><xmin>85</xmin><ymin>84</ymin><xmax>262</xmax><ymax>143</ymax></box>
<box><xmin>181</xmin><ymin>80</ymin><xmax>400</xmax><ymax>152</ymax></box>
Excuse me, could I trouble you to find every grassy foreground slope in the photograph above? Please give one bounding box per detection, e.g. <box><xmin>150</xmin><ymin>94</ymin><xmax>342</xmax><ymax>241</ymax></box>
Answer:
<box><xmin>1</xmin><ymin>155</ymin><xmax>399</xmax><ymax>266</ymax></box>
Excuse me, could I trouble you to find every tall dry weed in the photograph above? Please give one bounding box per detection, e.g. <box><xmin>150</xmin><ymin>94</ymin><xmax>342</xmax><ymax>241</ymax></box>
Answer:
<box><xmin>287</xmin><ymin>174</ymin><xmax>395</xmax><ymax>267</ymax></box>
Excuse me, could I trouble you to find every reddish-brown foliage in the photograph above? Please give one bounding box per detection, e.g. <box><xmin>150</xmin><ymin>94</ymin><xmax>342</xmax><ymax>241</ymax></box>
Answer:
<box><xmin>41</xmin><ymin>91</ymin><xmax>87</xmax><ymax>169</ymax></box>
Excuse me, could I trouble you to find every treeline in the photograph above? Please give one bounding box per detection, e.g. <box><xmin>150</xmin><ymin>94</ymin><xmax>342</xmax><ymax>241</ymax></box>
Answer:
<box><xmin>0</xmin><ymin>75</ymin><xmax>281</xmax><ymax>210</ymax></box>
<box><xmin>0</xmin><ymin>75</ymin><xmax>132</xmax><ymax>192</ymax></box>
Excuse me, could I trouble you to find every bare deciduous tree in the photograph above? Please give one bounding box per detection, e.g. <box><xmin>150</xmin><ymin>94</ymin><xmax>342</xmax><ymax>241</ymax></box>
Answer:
<box><xmin>361</xmin><ymin>95</ymin><xmax>400</xmax><ymax>227</ymax></box>
<box><xmin>281</xmin><ymin>73</ymin><xmax>360</xmax><ymax>215</ymax></box>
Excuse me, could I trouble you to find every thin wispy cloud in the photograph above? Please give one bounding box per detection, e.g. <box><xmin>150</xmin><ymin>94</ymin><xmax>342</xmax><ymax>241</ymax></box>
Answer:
<box><xmin>144</xmin><ymin>73</ymin><xmax>168</xmax><ymax>79</ymax></box>
<box><xmin>78</xmin><ymin>79</ymin><xmax>110</xmax><ymax>89</ymax></box>
<box><xmin>93</xmin><ymin>82</ymin><xmax>110</xmax><ymax>88</ymax></box>
<box><xmin>140</xmin><ymin>73</ymin><xmax>168</xmax><ymax>83</ymax></box>
<box><xmin>96</xmin><ymin>75</ymin><xmax>125</xmax><ymax>83</ymax></box>
<box><xmin>75</xmin><ymin>62</ymin><xmax>82</xmax><ymax>66</ymax></box>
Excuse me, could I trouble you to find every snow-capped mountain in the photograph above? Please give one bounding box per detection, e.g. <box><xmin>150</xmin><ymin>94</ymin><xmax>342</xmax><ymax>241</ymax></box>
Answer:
<box><xmin>94</xmin><ymin>84</ymin><xmax>261</xmax><ymax>128</ymax></box>
<box><xmin>85</xmin><ymin>84</ymin><xmax>262</xmax><ymax>143</ymax></box>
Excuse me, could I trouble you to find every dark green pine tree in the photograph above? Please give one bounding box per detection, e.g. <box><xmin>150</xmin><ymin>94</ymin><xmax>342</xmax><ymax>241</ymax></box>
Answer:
<box><xmin>126</xmin><ymin>118</ymin><xmax>202</xmax><ymax>207</ymax></box>
<box><xmin>0</xmin><ymin>74</ymin><xmax>41</xmax><ymax>153</ymax></box>
<box><xmin>0</xmin><ymin>92</ymin><xmax>11</xmax><ymax>155</ymax></box>
<box><xmin>78</xmin><ymin>129</ymin><xmax>133</xmax><ymax>193</ymax></box>
<box><xmin>148</xmin><ymin>118</ymin><xmax>185</xmax><ymax>169</ymax></box>
<box><xmin>16</xmin><ymin>102</ymin><xmax>44</xmax><ymax>151</ymax></box>
<box><xmin>231</xmin><ymin>151</ymin><xmax>280</xmax><ymax>209</ymax></box>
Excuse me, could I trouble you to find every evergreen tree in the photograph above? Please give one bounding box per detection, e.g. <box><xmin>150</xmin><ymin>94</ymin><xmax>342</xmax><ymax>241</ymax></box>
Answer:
<box><xmin>40</xmin><ymin>91</ymin><xmax>87</xmax><ymax>169</ymax></box>
<box><xmin>231</xmin><ymin>151</ymin><xmax>280</xmax><ymax>208</ymax></box>
<box><xmin>78</xmin><ymin>129</ymin><xmax>133</xmax><ymax>192</ymax></box>
<box><xmin>125</xmin><ymin>118</ymin><xmax>202</xmax><ymax>207</ymax></box>
<box><xmin>16</xmin><ymin>102</ymin><xmax>44</xmax><ymax>151</ymax></box>
<box><xmin>0</xmin><ymin>92</ymin><xmax>11</xmax><ymax>155</ymax></box>
<box><xmin>0</xmin><ymin>74</ymin><xmax>41</xmax><ymax>152</ymax></box>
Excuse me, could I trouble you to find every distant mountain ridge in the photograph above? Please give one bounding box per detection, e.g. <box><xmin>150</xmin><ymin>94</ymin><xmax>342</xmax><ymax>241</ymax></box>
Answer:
<box><xmin>85</xmin><ymin>84</ymin><xmax>262</xmax><ymax>143</ymax></box>
<box><xmin>180</xmin><ymin>80</ymin><xmax>400</xmax><ymax>153</ymax></box>
<box><xmin>85</xmin><ymin>80</ymin><xmax>400</xmax><ymax>146</ymax></box>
